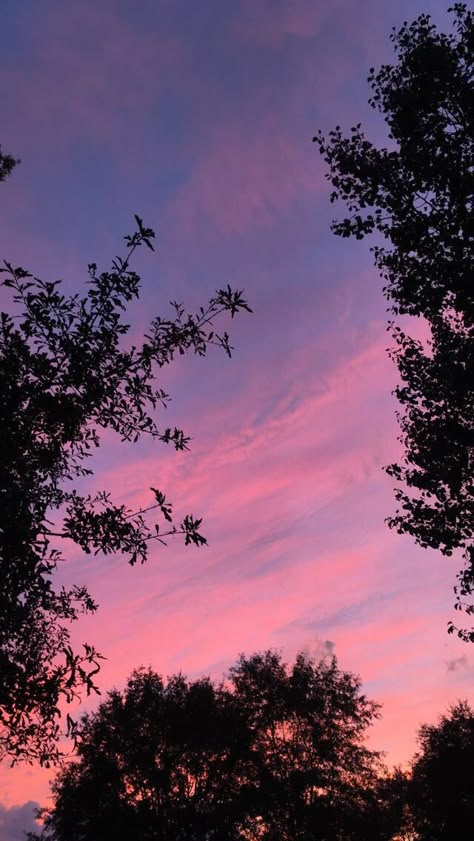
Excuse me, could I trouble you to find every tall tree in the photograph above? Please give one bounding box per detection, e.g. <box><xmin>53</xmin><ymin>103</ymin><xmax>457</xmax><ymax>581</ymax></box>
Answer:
<box><xmin>0</xmin><ymin>213</ymin><xmax>251</xmax><ymax>765</ymax></box>
<box><xmin>28</xmin><ymin>651</ymin><xmax>395</xmax><ymax>841</ymax></box>
<box><xmin>315</xmin><ymin>4</ymin><xmax>474</xmax><ymax>640</ymax></box>
<box><xmin>408</xmin><ymin>701</ymin><xmax>474</xmax><ymax>840</ymax></box>
<box><xmin>226</xmin><ymin>651</ymin><xmax>391</xmax><ymax>841</ymax></box>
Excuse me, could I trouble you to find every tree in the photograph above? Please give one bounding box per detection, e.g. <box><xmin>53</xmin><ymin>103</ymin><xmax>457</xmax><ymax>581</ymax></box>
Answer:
<box><xmin>29</xmin><ymin>650</ymin><xmax>394</xmax><ymax>841</ymax></box>
<box><xmin>0</xmin><ymin>144</ymin><xmax>18</xmax><ymax>182</ymax></box>
<box><xmin>375</xmin><ymin>770</ymin><xmax>416</xmax><ymax>841</ymax></box>
<box><xmin>226</xmin><ymin>651</ymin><xmax>397</xmax><ymax>841</ymax></box>
<box><xmin>314</xmin><ymin>4</ymin><xmax>474</xmax><ymax>640</ymax></box>
<box><xmin>0</xmin><ymin>212</ymin><xmax>252</xmax><ymax>765</ymax></box>
<box><xmin>408</xmin><ymin>701</ymin><xmax>474</xmax><ymax>840</ymax></box>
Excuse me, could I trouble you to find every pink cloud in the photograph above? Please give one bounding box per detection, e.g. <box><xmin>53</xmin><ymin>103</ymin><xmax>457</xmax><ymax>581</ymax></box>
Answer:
<box><xmin>234</xmin><ymin>0</ymin><xmax>348</xmax><ymax>47</ymax></box>
<box><xmin>2</xmin><ymin>2</ymin><xmax>183</xmax><ymax>173</ymax></box>
<box><xmin>168</xmin><ymin>114</ymin><xmax>325</xmax><ymax>237</ymax></box>
<box><xmin>55</xmin><ymin>322</ymin><xmax>402</xmax><ymax>649</ymax></box>
<box><xmin>2</xmin><ymin>0</ymin><xmax>472</xmax><ymax>813</ymax></box>
<box><xmin>47</xmin><ymin>307</ymin><xmax>469</xmax><ymax>766</ymax></box>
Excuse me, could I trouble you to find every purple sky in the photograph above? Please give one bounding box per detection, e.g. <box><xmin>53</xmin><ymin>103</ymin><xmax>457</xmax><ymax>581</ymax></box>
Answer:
<box><xmin>0</xmin><ymin>0</ymin><xmax>472</xmax><ymax>832</ymax></box>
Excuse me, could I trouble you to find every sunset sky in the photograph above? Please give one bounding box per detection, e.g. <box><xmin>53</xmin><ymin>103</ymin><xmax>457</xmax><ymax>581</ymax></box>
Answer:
<box><xmin>0</xmin><ymin>0</ymin><xmax>472</xmax><ymax>836</ymax></box>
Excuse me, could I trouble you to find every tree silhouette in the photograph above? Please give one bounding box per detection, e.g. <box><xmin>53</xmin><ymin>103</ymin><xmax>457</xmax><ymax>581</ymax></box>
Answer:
<box><xmin>315</xmin><ymin>3</ymin><xmax>474</xmax><ymax>640</ymax></box>
<box><xmin>408</xmin><ymin>701</ymin><xmax>474</xmax><ymax>840</ymax></box>
<box><xmin>0</xmin><ymin>144</ymin><xmax>18</xmax><ymax>182</ymax></box>
<box><xmin>0</xmin><ymin>208</ymin><xmax>251</xmax><ymax>765</ymax></box>
<box><xmin>28</xmin><ymin>651</ymin><xmax>396</xmax><ymax>841</ymax></box>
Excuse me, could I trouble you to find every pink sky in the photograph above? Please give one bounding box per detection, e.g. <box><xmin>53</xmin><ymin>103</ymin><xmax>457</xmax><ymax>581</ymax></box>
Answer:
<box><xmin>0</xmin><ymin>0</ymin><xmax>472</xmax><ymax>832</ymax></box>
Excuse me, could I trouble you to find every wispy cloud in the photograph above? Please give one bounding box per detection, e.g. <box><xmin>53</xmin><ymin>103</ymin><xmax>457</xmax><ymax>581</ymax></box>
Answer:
<box><xmin>1</xmin><ymin>0</ymin><xmax>472</xmax><ymax>810</ymax></box>
<box><xmin>446</xmin><ymin>655</ymin><xmax>469</xmax><ymax>673</ymax></box>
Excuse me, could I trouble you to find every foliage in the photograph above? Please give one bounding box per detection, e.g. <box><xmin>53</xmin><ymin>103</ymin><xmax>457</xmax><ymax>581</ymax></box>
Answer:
<box><xmin>0</xmin><ymin>145</ymin><xmax>18</xmax><ymax>182</ymax></box>
<box><xmin>0</xmin><ymin>210</ymin><xmax>251</xmax><ymax>765</ymax></box>
<box><xmin>408</xmin><ymin>701</ymin><xmax>474</xmax><ymax>840</ymax></box>
<box><xmin>28</xmin><ymin>650</ymin><xmax>395</xmax><ymax>841</ymax></box>
<box><xmin>314</xmin><ymin>4</ymin><xmax>474</xmax><ymax>639</ymax></box>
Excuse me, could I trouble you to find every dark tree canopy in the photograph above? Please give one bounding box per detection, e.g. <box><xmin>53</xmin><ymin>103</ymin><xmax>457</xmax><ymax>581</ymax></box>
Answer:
<box><xmin>408</xmin><ymin>701</ymin><xmax>474</xmax><ymax>840</ymax></box>
<box><xmin>29</xmin><ymin>651</ymin><xmax>398</xmax><ymax>841</ymax></box>
<box><xmin>0</xmin><ymin>144</ymin><xmax>18</xmax><ymax>182</ymax></box>
<box><xmin>0</xmin><ymin>211</ymin><xmax>251</xmax><ymax>765</ymax></box>
<box><xmin>315</xmin><ymin>4</ymin><xmax>474</xmax><ymax>640</ymax></box>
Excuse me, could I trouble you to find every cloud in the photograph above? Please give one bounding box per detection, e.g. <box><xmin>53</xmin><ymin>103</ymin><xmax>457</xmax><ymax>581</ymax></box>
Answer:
<box><xmin>446</xmin><ymin>655</ymin><xmax>468</xmax><ymax>672</ymax></box>
<box><xmin>307</xmin><ymin>638</ymin><xmax>336</xmax><ymax>661</ymax></box>
<box><xmin>234</xmin><ymin>0</ymin><xmax>347</xmax><ymax>47</ymax></box>
<box><xmin>168</xmin><ymin>111</ymin><xmax>324</xmax><ymax>238</ymax></box>
<box><xmin>0</xmin><ymin>802</ymin><xmax>40</xmax><ymax>841</ymax></box>
<box><xmin>2</xmin><ymin>0</ymin><xmax>472</xmax><ymax>807</ymax></box>
<box><xmin>2</xmin><ymin>1</ymin><xmax>182</xmax><ymax>157</ymax></box>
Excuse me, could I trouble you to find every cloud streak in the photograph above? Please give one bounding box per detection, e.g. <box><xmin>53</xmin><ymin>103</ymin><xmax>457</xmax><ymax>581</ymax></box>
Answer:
<box><xmin>0</xmin><ymin>0</ymin><xmax>472</xmax><ymax>809</ymax></box>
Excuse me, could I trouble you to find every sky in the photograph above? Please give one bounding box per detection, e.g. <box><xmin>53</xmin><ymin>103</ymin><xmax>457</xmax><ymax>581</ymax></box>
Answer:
<box><xmin>0</xmin><ymin>0</ymin><xmax>472</xmax><ymax>835</ymax></box>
